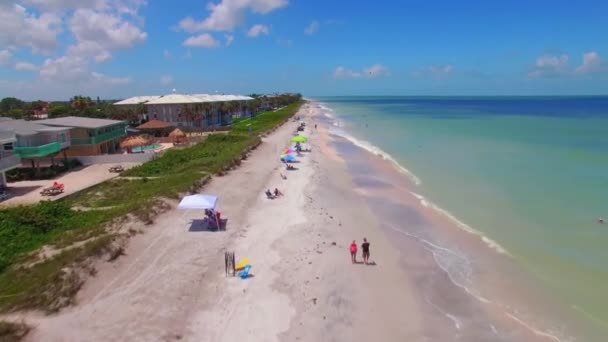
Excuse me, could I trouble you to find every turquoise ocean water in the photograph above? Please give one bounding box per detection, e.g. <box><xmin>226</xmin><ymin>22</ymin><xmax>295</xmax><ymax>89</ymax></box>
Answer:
<box><xmin>315</xmin><ymin>96</ymin><xmax>608</xmax><ymax>335</ymax></box>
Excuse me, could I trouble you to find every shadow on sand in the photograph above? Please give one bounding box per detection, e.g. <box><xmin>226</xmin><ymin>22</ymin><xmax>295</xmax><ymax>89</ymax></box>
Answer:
<box><xmin>188</xmin><ymin>218</ymin><xmax>228</xmax><ymax>232</ymax></box>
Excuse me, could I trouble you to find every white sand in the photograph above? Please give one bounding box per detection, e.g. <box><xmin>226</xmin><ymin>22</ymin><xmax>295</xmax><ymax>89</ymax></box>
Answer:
<box><xmin>17</xmin><ymin>103</ymin><xmax>423</xmax><ymax>341</ymax></box>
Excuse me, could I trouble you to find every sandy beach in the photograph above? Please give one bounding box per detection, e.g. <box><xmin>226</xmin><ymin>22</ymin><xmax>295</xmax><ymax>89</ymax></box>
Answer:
<box><xmin>8</xmin><ymin>101</ymin><xmax>575</xmax><ymax>341</ymax></box>
<box><xmin>7</xmin><ymin>102</ymin><xmax>415</xmax><ymax>341</ymax></box>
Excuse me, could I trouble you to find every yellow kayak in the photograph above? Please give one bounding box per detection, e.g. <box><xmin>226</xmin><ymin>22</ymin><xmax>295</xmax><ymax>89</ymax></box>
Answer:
<box><xmin>235</xmin><ymin>257</ymin><xmax>250</xmax><ymax>270</ymax></box>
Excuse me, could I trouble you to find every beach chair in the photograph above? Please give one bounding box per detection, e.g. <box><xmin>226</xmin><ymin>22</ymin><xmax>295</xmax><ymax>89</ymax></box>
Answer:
<box><xmin>109</xmin><ymin>165</ymin><xmax>124</xmax><ymax>173</ymax></box>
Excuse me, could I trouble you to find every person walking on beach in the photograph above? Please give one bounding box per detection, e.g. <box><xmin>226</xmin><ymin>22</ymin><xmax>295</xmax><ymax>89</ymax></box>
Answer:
<box><xmin>349</xmin><ymin>240</ymin><xmax>358</xmax><ymax>264</ymax></box>
<box><xmin>361</xmin><ymin>238</ymin><xmax>370</xmax><ymax>265</ymax></box>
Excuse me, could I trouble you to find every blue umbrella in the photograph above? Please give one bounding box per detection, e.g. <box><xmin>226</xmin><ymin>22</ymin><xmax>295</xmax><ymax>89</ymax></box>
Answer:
<box><xmin>280</xmin><ymin>154</ymin><xmax>296</xmax><ymax>162</ymax></box>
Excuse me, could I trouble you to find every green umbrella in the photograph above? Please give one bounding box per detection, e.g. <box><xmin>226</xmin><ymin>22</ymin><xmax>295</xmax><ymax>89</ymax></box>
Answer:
<box><xmin>290</xmin><ymin>135</ymin><xmax>308</xmax><ymax>143</ymax></box>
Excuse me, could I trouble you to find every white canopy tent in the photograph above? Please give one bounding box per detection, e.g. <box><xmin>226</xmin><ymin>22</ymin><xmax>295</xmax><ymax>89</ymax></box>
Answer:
<box><xmin>178</xmin><ymin>194</ymin><xmax>221</xmax><ymax>230</ymax></box>
<box><xmin>178</xmin><ymin>194</ymin><xmax>218</xmax><ymax>210</ymax></box>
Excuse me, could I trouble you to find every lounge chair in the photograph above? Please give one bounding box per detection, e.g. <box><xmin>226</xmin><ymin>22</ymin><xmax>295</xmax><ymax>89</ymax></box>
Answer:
<box><xmin>109</xmin><ymin>165</ymin><xmax>124</xmax><ymax>173</ymax></box>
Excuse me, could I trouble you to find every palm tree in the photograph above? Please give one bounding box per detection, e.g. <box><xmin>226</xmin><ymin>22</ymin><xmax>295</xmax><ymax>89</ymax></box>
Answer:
<box><xmin>135</xmin><ymin>102</ymin><xmax>147</xmax><ymax>123</ymax></box>
<box><xmin>201</xmin><ymin>102</ymin><xmax>212</xmax><ymax>128</ymax></box>
<box><xmin>181</xmin><ymin>104</ymin><xmax>193</xmax><ymax>127</ymax></box>
<box><xmin>192</xmin><ymin>103</ymin><xmax>203</xmax><ymax>128</ymax></box>
<box><xmin>71</xmin><ymin>95</ymin><xmax>92</xmax><ymax>112</ymax></box>
<box><xmin>220</xmin><ymin>101</ymin><xmax>234</xmax><ymax>125</ymax></box>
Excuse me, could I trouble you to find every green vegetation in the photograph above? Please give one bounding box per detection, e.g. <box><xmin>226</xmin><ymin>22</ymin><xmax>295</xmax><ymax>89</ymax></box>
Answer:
<box><xmin>0</xmin><ymin>321</ymin><xmax>30</xmax><ymax>342</ymax></box>
<box><xmin>232</xmin><ymin>100</ymin><xmax>305</xmax><ymax>134</ymax></box>
<box><xmin>0</xmin><ymin>100</ymin><xmax>304</xmax><ymax>313</ymax></box>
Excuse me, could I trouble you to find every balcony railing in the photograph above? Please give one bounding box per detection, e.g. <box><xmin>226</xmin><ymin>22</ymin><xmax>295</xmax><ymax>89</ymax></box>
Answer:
<box><xmin>14</xmin><ymin>142</ymin><xmax>61</xmax><ymax>158</ymax></box>
<box><xmin>0</xmin><ymin>154</ymin><xmax>20</xmax><ymax>171</ymax></box>
<box><xmin>71</xmin><ymin>129</ymin><xmax>126</xmax><ymax>145</ymax></box>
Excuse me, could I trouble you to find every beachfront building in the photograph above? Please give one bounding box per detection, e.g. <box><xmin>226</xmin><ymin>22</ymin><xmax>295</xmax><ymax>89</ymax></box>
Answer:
<box><xmin>36</xmin><ymin>117</ymin><xmax>127</xmax><ymax>156</ymax></box>
<box><xmin>0</xmin><ymin>131</ymin><xmax>21</xmax><ymax>187</ymax></box>
<box><xmin>0</xmin><ymin>118</ymin><xmax>71</xmax><ymax>165</ymax></box>
<box><xmin>114</xmin><ymin>93</ymin><xmax>254</xmax><ymax>128</ymax></box>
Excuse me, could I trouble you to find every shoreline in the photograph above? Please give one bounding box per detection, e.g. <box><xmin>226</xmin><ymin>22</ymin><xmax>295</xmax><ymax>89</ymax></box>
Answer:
<box><xmin>5</xmin><ymin>100</ymin><xmax>596</xmax><ymax>341</ymax></box>
<box><xmin>314</xmin><ymin>100</ymin><xmax>602</xmax><ymax>341</ymax></box>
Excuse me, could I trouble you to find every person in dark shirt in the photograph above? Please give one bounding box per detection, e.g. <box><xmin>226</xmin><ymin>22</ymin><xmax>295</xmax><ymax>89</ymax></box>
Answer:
<box><xmin>361</xmin><ymin>238</ymin><xmax>370</xmax><ymax>265</ymax></box>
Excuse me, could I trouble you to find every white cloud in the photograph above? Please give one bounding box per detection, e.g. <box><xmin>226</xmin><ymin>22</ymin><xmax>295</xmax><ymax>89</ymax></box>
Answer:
<box><xmin>225</xmin><ymin>34</ymin><xmax>235</xmax><ymax>46</ymax></box>
<box><xmin>414</xmin><ymin>64</ymin><xmax>454</xmax><ymax>78</ymax></box>
<box><xmin>363</xmin><ymin>64</ymin><xmax>390</xmax><ymax>78</ymax></box>
<box><xmin>333</xmin><ymin>64</ymin><xmax>390</xmax><ymax>79</ymax></box>
<box><xmin>333</xmin><ymin>66</ymin><xmax>361</xmax><ymax>79</ymax></box>
<box><xmin>575</xmin><ymin>52</ymin><xmax>602</xmax><ymax>75</ymax></box>
<box><xmin>528</xmin><ymin>54</ymin><xmax>569</xmax><ymax>78</ymax></box>
<box><xmin>69</xmin><ymin>9</ymin><xmax>147</xmax><ymax>49</ymax></box>
<box><xmin>14</xmin><ymin>62</ymin><xmax>38</xmax><ymax>71</ymax></box>
<box><xmin>40</xmin><ymin>55</ymin><xmax>90</xmax><ymax>82</ymax></box>
<box><xmin>163</xmin><ymin>49</ymin><xmax>172</xmax><ymax>59</ymax></box>
<box><xmin>39</xmin><ymin>55</ymin><xmax>131</xmax><ymax>85</ymax></box>
<box><xmin>183</xmin><ymin>33</ymin><xmax>220</xmax><ymax>48</ymax></box>
<box><xmin>247</xmin><ymin>24</ymin><xmax>270</xmax><ymax>37</ymax></box>
<box><xmin>0</xmin><ymin>50</ymin><xmax>11</xmax><ymax>65</ymax></box>
<box><xmin>21</xmin><ymin>0</ymin><xmax>106</xmax><ymax>11</ymax></box>
<box><xmin>22</xmin><ymin>0</ymin><xmax>146</xmax><ymax>15</ymax></box>
<box><xmin>68</xmin><ymin>8</ymin><xmax>147</xmax><ymax>62</ymax></box>
<box><xmin>177</xmin><ymin>0</ymin><xmax>287</xmax><ymax>32</ymax></box>
<box><xmin>160</xmin><ymin>75</ymin><xmax>173</xmax><ymax>85</ymax></box>
<box><xmin>528</xmin><ymin>52</ymin><xmax>605</xmax><ymax>78</ymax></box>
<box><xmin>304</xmin><ymin>20</ymin><xmax>319</xmax><ymax>35</ymax></box>
<box><xmin>91</xmin><ymin>71</ymin><xmax>132</xmax><ymax>84</ymax></box>
<box><xmin>0</xmin><ymin>3</ymin><xmax>62</xmax><ymax>54</ymax></box>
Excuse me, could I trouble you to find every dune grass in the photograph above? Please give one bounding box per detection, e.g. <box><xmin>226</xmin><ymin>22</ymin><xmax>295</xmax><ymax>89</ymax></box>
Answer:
<box><xmin>0</xmin><ymin>100</ymin><xmax>304</xmax><ymax>313</ymax></box>
<box><xmin>0</xmin><ymin>321</ymin><xmax>30</xmax><ymax>342</ymax></box>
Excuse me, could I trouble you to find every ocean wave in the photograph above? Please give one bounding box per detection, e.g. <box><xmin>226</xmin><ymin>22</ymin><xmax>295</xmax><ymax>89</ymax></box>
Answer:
<box><xmin>387</xmin><ymin>224</ymin><xmax>491</xmax><ymax>304</ymax></box>
<box><xmin>318</xmin><ymin>103</ymin><xmax>334</xmax><ymax>113</ymax></box>
<box><xmin>409</xmin><ymin>191</ymin><xmax>510</xmax><ymax>256</ymax></box>
<box><xmin>327</xmin><ymin>127</ymin><xmax>422</xmax><ymax>185</ymax></box>
<box><xmin>390</xmin><ymin>225</ymin><xmax>565</xmax><ymax>342</ymax></box>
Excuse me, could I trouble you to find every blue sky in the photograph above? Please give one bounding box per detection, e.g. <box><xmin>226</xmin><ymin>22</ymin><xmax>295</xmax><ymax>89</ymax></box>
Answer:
<box><xmin>1</xmin><ymin>0</ymin><xmax>607</xmax><ymax>100</ymax></box>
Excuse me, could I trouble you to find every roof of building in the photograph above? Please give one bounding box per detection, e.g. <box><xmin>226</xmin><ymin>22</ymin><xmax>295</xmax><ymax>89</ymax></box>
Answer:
<box><xmin>0</xmin><ymin>118</ymin><xmax>69</xmax><ymax>136</ymax></box>
<box><xmin>115</xmin><ymin>93</ymin><xmax>253</xmax><ymax>106</ymax></box>
<box><xmin>113</xmin><ymin>96</ymin><xmax>161</xmax><ymax>105</ymax></box>
<box><xmin>36</xmin><ymin>116</ymin><xmax>125</xmax><ymax>129</ymax></box>
<box><xmin>0</xmin><ymin>130</ymin><xmax>17</xmax><ymax>144</ymax></box>
<box><xmin>145</xmin><ymin>93</ymin><xmax>200</xmax><ymax>105</ymax></box>
<box><xmin>136</xmin><ymin>119</ymin><xmax>174</xmax><ymax>130</ymax></box>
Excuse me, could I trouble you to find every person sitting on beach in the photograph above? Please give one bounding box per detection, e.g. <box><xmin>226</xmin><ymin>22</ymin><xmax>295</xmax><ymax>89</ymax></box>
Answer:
<box><xmin>274</xmin><ymin>188</ymin><xmax>283</xmax><ymax>197</ymax></box>
<box><xmin>265</xmin><ymin>189</ymin><xmax>274</xmax><ymax>199</ymax></box>
<box><xmin>349</xmin><ymin>240</ymin><xmax>358</xmax><ymax>264</ymax></box>
<box><xmin>361</xmin><ymin>238</ymin><xmax>371</xmax><ymax>265</ymax></box>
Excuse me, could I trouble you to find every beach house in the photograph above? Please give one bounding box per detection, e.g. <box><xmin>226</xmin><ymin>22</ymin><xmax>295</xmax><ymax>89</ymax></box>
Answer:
<box><xmin>0</xmin><ymin>118</ymin><xmax>72</xmax><ymax>166</ymax></box>
<box><xmin>0</xmin><ymin>131</ymin><xmax>21</xmax><ymax>187</ymax></box>
<box><xmin>114</xmin><ymin>93</ymin><xmax>254</xmax><ymax>128</ymax></box>
<box><xmin>36</xmin><ymin>117</ymin><xmax>127</xmax><ymax>156</ymax></box>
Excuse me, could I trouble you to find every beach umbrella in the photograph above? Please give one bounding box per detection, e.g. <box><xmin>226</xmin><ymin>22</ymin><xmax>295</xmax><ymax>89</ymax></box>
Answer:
<box><xmin>120</xmin><ymin>135</ymin><xmax>149</xmax><ymax>149</ymax></box>
<box><xmin>290</xmin><ymin>135</ymin><xmax>308</xmax><ymax>143</ymax></box>
<box><xmin>168</xmin><ymin>128</ymin><xmax>186</xmax><ymax>138</ymax></box>
<box><xmin>281</xmin><ymin>154</ymin><xmax>296</xmax><ymax>162</ymax></box>
<box><xmin>283</xmin><ymin>148</ymin><xmax>295</xmax><ymax>154</ymax></box>
<box><xmin>177</xmin><ymin>194</ymin><xmax>218</xmax><ymax>210</ymax></box>
<box><xmin>169</xmin><ymin>128</ymin><xmax>187</xmax><ymax>143</ymax></box>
